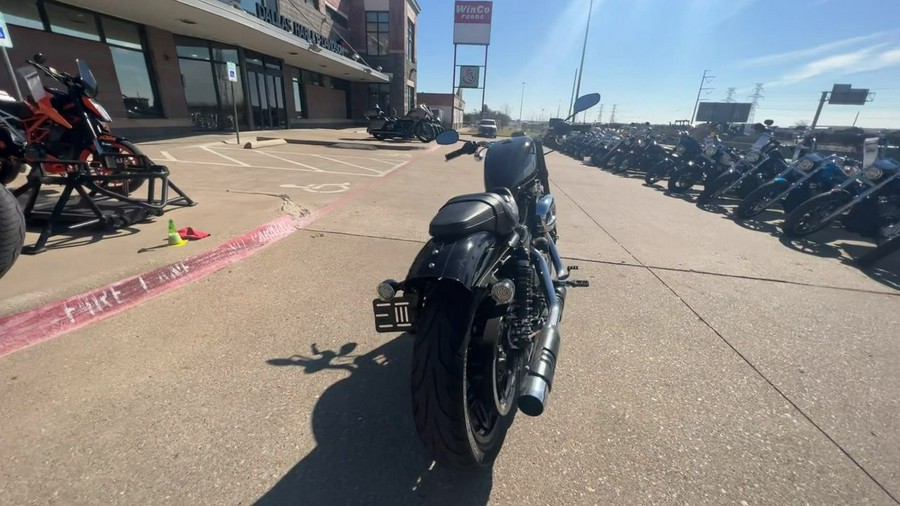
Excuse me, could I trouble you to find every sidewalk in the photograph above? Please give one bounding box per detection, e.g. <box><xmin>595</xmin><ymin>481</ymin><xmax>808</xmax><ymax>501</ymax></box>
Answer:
<box><xmin>0</xmin><ymin>128</ymin><xmax>428</xmax><ymax>317</ymax></box>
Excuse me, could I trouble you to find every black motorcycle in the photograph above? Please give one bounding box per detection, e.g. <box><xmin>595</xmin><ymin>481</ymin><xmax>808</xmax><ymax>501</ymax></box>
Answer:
<box><xmin>782</xmin><ymin>156</ymin><xmax>900</xmax><ymax>239</ymax></box>
<box><xmin>644</xmin><ymin>132</ymin><xmax>702</xmax><ymax>185</ymax></box>
<box><xmin>365</xmin><ymin>104</ymin><xmax>437</xmax><ymax>143</ymax></box>
<box><xmin>697</xmin><ymin>122</ymin><xmax>786</xmax><ymax>205</ymax></box>
<box><xmin>371</xmin><ymin>93</ymin><xmax>600</xmax><ymax>470</ymax></box>
<box><xmin>666</xmin><ymin>135</ymin><xmax>737</xmax><ymax>194</ymax></box>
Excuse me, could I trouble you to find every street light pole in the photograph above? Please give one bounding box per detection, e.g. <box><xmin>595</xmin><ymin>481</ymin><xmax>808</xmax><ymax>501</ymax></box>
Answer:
<box><xmin>518</xmin><ymin>81</ymin><xmax>525</xmax><ymax>124</ymax></box>
<box><xmin>573</xmin><ymin>0</ymin><xmax>595</xmax><ymax>122</ymax></box>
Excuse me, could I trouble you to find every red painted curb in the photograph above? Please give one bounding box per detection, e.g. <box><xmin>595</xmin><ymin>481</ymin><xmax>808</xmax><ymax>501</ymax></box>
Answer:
<box><xmin>0</xmin><ymin>145</ymin><xmax>437</xmax><ymax>358</ymax></box>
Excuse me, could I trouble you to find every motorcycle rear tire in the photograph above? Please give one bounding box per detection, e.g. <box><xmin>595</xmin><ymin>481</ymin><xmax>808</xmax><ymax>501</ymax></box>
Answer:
<box><xmin>0</xmin><ymin>159</ymin><xmax>21</xmax><ymax>185</ymax></box>
<box><xmin>0</xmin><ymin>184</ymin><xmax>25</xmax><ymax>280</ymax></box>
<box><xmin>411</xmin><ymin>285</ymin><xmax>515</xmax><ymax>470</ymax></box>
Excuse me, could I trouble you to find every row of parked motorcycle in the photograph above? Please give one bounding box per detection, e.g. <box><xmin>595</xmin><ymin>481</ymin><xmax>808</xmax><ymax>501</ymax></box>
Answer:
<box><xmin>555</xmin><ymin>121</ymin><xmax>900</xmax><ymax>266</ymax></box>
<box><xmin>364</xmin><ymin>103</ymin><xmax>445</xmax><ymax>142</ymax></box>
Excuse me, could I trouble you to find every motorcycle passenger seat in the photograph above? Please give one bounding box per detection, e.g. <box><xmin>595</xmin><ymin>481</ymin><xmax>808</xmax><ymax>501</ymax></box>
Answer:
<box><xmin>429</xmin><ymin>192</ymin><xmax>519</xmax><ymax>240</ymax></box>
<box><xmin>0</xmin><ymin>99</ymin><xmax>33</xmax><ymax>120</ymax></box>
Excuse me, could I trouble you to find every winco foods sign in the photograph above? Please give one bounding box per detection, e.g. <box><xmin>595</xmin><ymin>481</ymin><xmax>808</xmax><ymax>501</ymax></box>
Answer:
<box><xmin>453</xmin><ymin>1</ymin><xmax>492</xmax><ymax>45</ymax></box>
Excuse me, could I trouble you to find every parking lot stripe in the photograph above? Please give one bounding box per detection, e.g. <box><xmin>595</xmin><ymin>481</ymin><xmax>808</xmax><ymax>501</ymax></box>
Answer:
<box><xmin>0</xmin><ymin>144</ymin><xmax>438</xmax><ymax>358</ymax></box>
<box><xmin>254</xmin><ymin>150</ymin><xmax>325</xmax><ymax>172</ymax></box>
<box><xmin>306</xmin><ymin>154</ymin><xmax>385</xmax><ymax>174</ymax></box>
<box><xmin>166</xmin><ymin>159</ymin><xmax>383</xmax><ymax>177</ymax></box>
<box><xmin>202</xmin><ymin>146</ymin><xmax>249</xmax><ymax>166</ymax></box>
<box><xmin>159</xmin><ymin>151</ymin><xmax>176</xmax><ymax>161</ymax></box>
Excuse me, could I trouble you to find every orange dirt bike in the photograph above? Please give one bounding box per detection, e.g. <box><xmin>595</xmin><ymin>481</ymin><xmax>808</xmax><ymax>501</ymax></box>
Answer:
<box><xmin>0</xmin><ymin>53</ymin><xmax>145</xmax><ymax>191</ymax></box>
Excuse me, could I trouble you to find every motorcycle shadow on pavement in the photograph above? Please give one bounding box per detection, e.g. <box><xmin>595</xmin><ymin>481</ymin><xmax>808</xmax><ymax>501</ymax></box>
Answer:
<box><xmin>256</xmin><ymin>336</ymin><xmax>493</xmax><ymax>506</ymax></box>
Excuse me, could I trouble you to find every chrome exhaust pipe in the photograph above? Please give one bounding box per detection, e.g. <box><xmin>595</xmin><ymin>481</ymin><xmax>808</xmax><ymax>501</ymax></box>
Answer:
<box><xmin>518</xmin><ymin>248</ymin><xmax>564</xmax><ymax>417</ymax></box>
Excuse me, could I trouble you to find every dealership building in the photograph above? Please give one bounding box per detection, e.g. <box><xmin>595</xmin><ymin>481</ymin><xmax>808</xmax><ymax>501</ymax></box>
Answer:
<box><xmin>0</xmin><ymin>0</ymin><xmax>419</xmax><ymax>138</ymax></box>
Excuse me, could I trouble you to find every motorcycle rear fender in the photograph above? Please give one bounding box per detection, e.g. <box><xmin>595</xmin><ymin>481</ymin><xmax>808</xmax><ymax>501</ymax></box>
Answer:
<box><xmin>774</xmin><ymin>177</ymin><xmax>788</xmax><ymax>184</ymax></box>
<box><xmin>404</xmin><ymin>231</ymin><xmax>500</xmax><ymax>293</ymax></box>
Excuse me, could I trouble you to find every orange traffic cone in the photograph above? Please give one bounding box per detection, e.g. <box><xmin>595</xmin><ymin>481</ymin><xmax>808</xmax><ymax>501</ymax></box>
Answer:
<box><xmin>167</xmin><ymin>219</ymin><xmax>187</xmax><ymax>247</ymax></box>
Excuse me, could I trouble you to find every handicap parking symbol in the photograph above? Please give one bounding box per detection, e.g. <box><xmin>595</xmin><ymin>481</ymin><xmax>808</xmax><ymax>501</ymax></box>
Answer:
<box><xmin>280</xmin><ymin>182</ymin><xmax>351</xmax><ymax>193</ymax></box>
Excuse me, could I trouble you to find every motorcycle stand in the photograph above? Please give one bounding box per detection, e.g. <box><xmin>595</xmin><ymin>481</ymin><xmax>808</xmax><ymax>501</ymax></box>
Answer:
<box><xmin>12</xmin><ymin>156</ymin><xmax>195</xmax><ymax>254</ymax></box>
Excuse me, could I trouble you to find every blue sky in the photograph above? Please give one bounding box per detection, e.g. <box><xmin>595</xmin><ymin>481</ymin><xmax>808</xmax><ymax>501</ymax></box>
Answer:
<box><xmin>415</xmin><ymin>0</ymin><xmax>900</xmax><ymax>128</ymax></box>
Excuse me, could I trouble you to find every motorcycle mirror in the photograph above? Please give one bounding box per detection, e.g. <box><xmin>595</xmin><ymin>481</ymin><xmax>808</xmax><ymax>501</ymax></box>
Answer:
<box><xmin>435</xmin><ymin>129</ymin><xmax>460</xmax><ymax>145</ymax></box>
<box><xmin>764</xmin><ymin>119</ymin><xmax>774</xmax><ymax>126</ymax></box>
<box><xmin>33</xmin><ymin>53</ymin><xmax>45</xmax><ymax>64</ymax></box>
<box><xmin>571</xmin><ymin>93</ymin><xmax>601</xmax><ymax>116</ymax></box>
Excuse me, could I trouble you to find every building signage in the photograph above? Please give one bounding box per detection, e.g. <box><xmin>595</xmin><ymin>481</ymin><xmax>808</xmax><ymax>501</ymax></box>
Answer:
<box><xmin>453</xmin><ymin>1</ymin><xmax>492</xmax><ymax>45</ymax></box>
<box><xmin>459</xmin><ymin>66</ymin><xmax>480</xmax><ymax>88</ymax></box>
<box><xmin>226</xmin><ymin>62</ymin><xmax>237</xmax><ymax>82</ymax></box>
<box><xmin>254</xmin><ymin>3</ymin><xmax>345</xmax><ymax>56</ymax></box>
<box><xmin>0</xmin><ymin>13</ymin><xmax>13</xmax><ymax>48</ymax></box>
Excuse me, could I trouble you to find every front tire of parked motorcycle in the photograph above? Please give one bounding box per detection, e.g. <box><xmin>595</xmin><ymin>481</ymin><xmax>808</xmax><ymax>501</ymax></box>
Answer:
<box><xmin>411</xmin><ymin>284</ymin><xmax>515</xmax><ymax>470</ymax></box>
<box><xmin>735</xmin><ymin>180</ymin><xmax>787</xmax><ymax>219</ymax></box>
<box><xmin>697</xmin><ymin>171</ymin><xmax>739</xmax><ymax>206</ymax></box>
<box><xmin>667</xmin><ymin>167</ymin><xmax>697</xmax><ymax>193</ymax></box>
<box><xmin>644</xmin><ymin>159</ymin><xmax>672</xmax><ymax>185</ymax></box>
<box><xmin>781</xmin><ymin>191</ymin><xmax>851</xmax><ymax>238</ymax></box>
<box><xmin>0</xmin><ymin>159</ymin><xmax>22</xmax><ymax>185</ymax></box>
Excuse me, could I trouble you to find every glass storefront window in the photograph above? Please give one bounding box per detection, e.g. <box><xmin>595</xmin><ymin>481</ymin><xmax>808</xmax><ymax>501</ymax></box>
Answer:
<box><xmin>369</xmin><ymin>83</ymin><xmax>391</xmax><ymax>111</ymax></box>
<box><xmin>102</xmin><ymin>16</ymin><xmax>142</xmax><ymax>50</ymax></box>
<box><xmin>177</xmin><ymin>44</ymin><xmax>210</xmax><ymax>60</ymax></box>
<box><xmin>366</xmin><ymin>11</ymin><xmax>389</xmax><ymax>55</ymax></box>
<box><xmin>212</xmin><ymin>47</ymin><xmax>238</xmax><ymax>64</ymax></box>
<box><xmin>214</xmin><ymin>62</ymin><xmax>244</xmax><ymax>130</ymax></box>
<box><xmin>45</xmin><ymin>2</ymin><xmax>100</xmax><ymax>41</ymax></box>
<box><xmin>111</xmin><ymin>47</ymin><xmax>161</xmax><ymax>118</ymax></box>
<box><xmin>292</xmin><ymin>77</ymin><xmax>305</xmax><ymax>118</ymax></box>
<box><xmin>0</xmin><ymin>0</ymin><xmax>44</xmax><ymax>30</ymax></box>
<box><xmin>180</xmin><ymin>58</ymin><xmax>218</xmax><ymax>107</ymax></box>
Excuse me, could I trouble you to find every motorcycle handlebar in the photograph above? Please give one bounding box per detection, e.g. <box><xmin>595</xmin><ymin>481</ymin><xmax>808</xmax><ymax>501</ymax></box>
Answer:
<box><xmin>445</xmin><ymin>146</ymin><xmax>468</xmax><ymax>161</ymax></box>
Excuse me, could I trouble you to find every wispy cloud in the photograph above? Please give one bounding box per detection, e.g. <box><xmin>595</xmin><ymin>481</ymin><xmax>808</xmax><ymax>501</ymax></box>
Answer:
<box><xmin>768</xmin><ymin>44</ymin><xmax>900</xmax><ymax>87</ymax></box>
<box><xmin>737</xmin><ymin>32</ymin><xmax>888</xmax><ymax>68</ymax></box>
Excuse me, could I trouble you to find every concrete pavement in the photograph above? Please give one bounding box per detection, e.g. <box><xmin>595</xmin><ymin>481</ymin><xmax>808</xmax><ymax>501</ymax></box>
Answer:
<box><xmin>0</xmin><ymin>144</ymin><xmax>897</xmax><ymax>504</ymax></box>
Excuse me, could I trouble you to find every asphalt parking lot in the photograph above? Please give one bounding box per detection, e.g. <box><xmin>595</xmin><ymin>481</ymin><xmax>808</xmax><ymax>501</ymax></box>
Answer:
<box><xmin>0</xmin><ymin>140</ymin><xmax>897</xmax><ymax>505</ymax></box>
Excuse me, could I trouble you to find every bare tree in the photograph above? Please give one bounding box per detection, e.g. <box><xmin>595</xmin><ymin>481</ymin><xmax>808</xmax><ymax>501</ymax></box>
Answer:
<box><xmin>500</xmin><ymin>103</ymin><xmax>512</xmax><ymax>117</ymax></box>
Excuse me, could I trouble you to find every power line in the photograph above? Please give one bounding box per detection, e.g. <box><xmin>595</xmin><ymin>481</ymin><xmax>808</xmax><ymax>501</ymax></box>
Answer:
<box><xmin>747</xmin><ymin>83</ymin><xmax>765</xmax><ymax>124</ymax></box>
<box><xmin>724</xmin><ymin>87</ymin><xmax>736</xmax><ymax>103</ymax></box>
<box><xmin>691</xmin><ymin>70</ymin><xmax>715</xmax><ymax>124</ymax></box>
<box><xmin>610</xmin><ymin>104</ymin><xmax>618</xmax><ymax>124</ymax></box>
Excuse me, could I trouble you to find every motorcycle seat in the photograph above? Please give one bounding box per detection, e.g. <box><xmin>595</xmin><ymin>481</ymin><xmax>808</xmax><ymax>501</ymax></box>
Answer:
<box><xmin>429</xmin><ymin>192</ymin><xmax>519</xmax><ymax>240</ymax></box>
<box><xmin>0</xmin><ymin>99</ymin><xmax>33</xmax><ymax>120</ymax></box>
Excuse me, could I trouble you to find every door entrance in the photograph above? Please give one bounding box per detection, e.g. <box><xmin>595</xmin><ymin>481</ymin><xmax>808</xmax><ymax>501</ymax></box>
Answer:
<box><xmin>246</xmin><ymin>54</ymin><xmax>286</xmax><ymax>129</ymax></box>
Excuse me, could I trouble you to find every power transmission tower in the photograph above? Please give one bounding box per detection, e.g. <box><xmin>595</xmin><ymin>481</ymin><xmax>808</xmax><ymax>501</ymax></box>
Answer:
<box><xmin>747</xmin><ymin>83</ymin><xmax>765</xmax><ymax>123</ymax></box>
<box><xmin>691</xmin><ymin>69</ymin><xmax>715</xmax><ymax>125</ymax></box>
<box><xmin>724</xmin><ymin>87</ymin><xmax>736</xmax><ymax>103</ymax></box>
<box><xmin>596</xmin><ymin>104</ymin><xmax>604</xmax><ymax>123</ymax></box>
<box><xmin>609</xmin><ymin>104</ymin><xmax>617</xmax><ymax>124</ymax></box>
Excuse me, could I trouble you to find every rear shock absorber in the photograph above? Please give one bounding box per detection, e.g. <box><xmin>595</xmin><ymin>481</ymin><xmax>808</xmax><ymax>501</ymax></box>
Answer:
<box><xmin>513</xmin><ymin>252</ymin><xmax>533</xmax><ymax>346</ymax></box>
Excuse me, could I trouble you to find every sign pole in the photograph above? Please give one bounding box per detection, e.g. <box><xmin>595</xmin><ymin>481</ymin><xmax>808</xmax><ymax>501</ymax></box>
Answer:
<box><xmin>232</xmin><ymin>81</ymin><xmax>240</xmax><ymax>144</ymax></box>
<box><xmin>1</xmin><ymin>47</ymin><xmax>20</xmax><ymax>100</ymax></box>
<box><xmin>450</xmin><ymin>44</ymin><xmax>457</xmax><ymax>128</ymax></box>
<box><xmin>810</xmin><ymin>91</ymin><xmax>828</xmax><ymax>130</ymax></box>
<box><xmin>480</xmin><ymin>45</ymin><xmax>488</xmax><ymax>120</ymax></box>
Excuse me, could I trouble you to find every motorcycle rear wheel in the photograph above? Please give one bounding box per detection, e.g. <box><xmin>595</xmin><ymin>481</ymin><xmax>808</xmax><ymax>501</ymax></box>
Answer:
<box><xmin>0</xmin><ymin>184</ymin><xmax>25</xmax><ymax>280</ymax></box>
<box><xmin>79</xmin><ymin>140</ymin><xmax>147</xmax><ymax>195</ymax></box>
<box><xmin>411</xmin><ymin>284</ymin><xmax>517</xmax><ymax>470</ymax></box>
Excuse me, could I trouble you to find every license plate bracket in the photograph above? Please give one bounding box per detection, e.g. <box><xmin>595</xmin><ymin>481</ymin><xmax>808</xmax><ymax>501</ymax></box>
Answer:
<box><xmin>372</xmin><ymin>297</ymin><xmax>417</xmax><ymax>333</ymax></box>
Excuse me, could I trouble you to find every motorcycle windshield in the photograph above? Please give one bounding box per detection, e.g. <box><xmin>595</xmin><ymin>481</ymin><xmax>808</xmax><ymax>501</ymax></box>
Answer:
<box><xmin>750</xmin><ymin>134</ymin><xmax>770</xmax><ymax>151</ymax></box>
<box><xmin>76</xmin><ymin>59</ymin><xmax>99</xmax><ymax>98</ymax></box>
